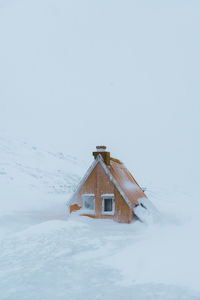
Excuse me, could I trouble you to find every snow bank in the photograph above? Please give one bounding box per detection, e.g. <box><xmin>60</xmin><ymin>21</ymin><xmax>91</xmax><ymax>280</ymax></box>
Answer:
<box><xmin>0</xmin><ymin>213</ymin><xmax>200</xmax><ymax>300</ymax></box>
<box><xmin>0</xmin><ymin>136</ymin><xmax>200</xmax><ymax>300</ymax></box>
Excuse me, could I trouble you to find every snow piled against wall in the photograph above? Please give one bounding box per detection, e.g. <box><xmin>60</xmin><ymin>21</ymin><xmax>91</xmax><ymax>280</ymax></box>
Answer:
<box><xmin>0</xmin><ymin>213</ymin><xmax>200</xmax><ymax>300</ymax></box>
<box><xmin>0</xmin><ymin>136</ymin><xmax>200</xmax><ymax>300</ymax></box>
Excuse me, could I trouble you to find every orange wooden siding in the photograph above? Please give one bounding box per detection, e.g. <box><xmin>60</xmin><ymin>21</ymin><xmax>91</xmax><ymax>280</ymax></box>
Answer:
<box><xmin>70</xmin><ymin>162</ymin><xmax>134</xmax><ymax>223</ymax></box>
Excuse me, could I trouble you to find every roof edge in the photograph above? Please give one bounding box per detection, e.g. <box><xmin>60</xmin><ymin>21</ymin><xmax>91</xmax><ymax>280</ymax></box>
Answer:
<box><xmin>98</xmin><ymin>158</ymin><xmax>134</xmax><ymax>209</ymax></box>
<box><xmin>68</xmin><ymin>153</ymin><xmax>136</xmax><ymax>209</ymax></box>
<box><xmin>68</xmin><ymin>155</ymin><xmax>102</xmax><ymax>206</ymax></box>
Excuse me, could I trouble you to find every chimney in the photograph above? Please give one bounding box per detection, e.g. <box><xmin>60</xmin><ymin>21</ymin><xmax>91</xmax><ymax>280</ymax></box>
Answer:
<box><xmin>93</xmin><ymin>146</ymin><xmax>110</xmax><ymax>165</ymax></box>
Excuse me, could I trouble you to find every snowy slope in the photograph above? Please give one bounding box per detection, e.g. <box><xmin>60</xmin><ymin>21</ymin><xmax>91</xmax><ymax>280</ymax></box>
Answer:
<box><xmin>0</xmin><ymin>135</ymin><xmax>200</xmax><ymax>300</ymax></box>
<box><xmin>0</xmin><ymin>0</ymin><xmax>200</xmax><ymax>298</ymax></box>
<box><xmin>0</xmin><ymin>134</ymin><xmax>87</xmax><ymax>235</ymax></box>
<box><xmin>0</xmin><ymin>135</ymin><xmax>85</xmax><ymax>210</ymax></box>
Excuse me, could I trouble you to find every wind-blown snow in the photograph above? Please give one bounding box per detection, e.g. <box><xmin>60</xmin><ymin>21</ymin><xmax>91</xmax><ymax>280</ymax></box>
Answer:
<box><xmin>134</xmin><ymin>197</ymin><xmax>160</xmax><ymax>223</ymax></box>
<box><xmin>123</xmin><ymin>180</ymin><xmax>140</xmax><ymax>191</ymax></box>
<box><xmin>0</xmin><ymin>214</ymin><xmax>200</xmax><ymax>300</ymax></box>
<box><xmin>0</xmin><ymin>135</ymin><xmax>86</xmax><ymax>214</ymax></box>
<box><xmin>0</xmin><ymin>136</ymin><xmax>200</xmax><ymax>300</ymax></box>
<box><xmin>0</xmin><ymin>0</ymin><xmax>200</xmax><ymax>298</ymax></box>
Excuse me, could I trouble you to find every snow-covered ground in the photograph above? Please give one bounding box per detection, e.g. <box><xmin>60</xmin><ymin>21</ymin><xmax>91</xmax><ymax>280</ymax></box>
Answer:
<box><xmin>0</xmin><ymin>136</ymin><xmax>200</xmax><ymax>300</ymax></box>
<box><xmin>0</xmin><ymin>0</ymin><xmax>199</xmax><ymax>298</ymax></box>
<box><xmin>0</xmin><ymin>135</ymin><xmax>85</xmax><ymax>213</ymax></box>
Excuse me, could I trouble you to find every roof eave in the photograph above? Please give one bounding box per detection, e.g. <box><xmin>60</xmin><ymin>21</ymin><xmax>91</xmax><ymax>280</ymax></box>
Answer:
<box><xmin>68</xmin><ymin>154</ymin><xmax>102</xmax><ymax>206</ymax></box>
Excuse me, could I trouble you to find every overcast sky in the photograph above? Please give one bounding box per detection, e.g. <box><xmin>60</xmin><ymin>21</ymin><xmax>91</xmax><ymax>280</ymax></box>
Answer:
<box><xmin>0</xmin><ymin>0</ymin><xmax>199</xmax><ymax>192</ymax></box>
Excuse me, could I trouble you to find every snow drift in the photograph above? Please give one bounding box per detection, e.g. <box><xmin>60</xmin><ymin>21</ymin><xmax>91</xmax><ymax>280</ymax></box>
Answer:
<box><xmin>0</xmin><ymin>136</ymin><xmax>200</xmax><ymax>300</ymax></box>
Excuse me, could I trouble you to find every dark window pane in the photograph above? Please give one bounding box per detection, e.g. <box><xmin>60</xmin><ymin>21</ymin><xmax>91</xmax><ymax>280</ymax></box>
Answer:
<box><xmin>104</xmin><ymin>198</ymin><xmax>113</xmax><ymax>211</ymax></box>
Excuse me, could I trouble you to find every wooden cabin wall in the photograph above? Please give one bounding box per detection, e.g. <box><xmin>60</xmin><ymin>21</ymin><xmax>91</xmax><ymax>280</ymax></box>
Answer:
<box><xmin>113</xmin><ymin>188</ymin><xmax>134</xmax><ymax>223</ymax></box>
<box><xmin>70</xmin><ymin>162</ymin><xmax>134</xmax><ymax>223</ymax></box>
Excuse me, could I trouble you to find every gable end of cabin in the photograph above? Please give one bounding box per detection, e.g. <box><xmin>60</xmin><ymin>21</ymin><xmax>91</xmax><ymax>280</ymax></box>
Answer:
<box><xmin>69</xmin><ymin>157</ymin><xmax>134</xmax><ymax>223</ymax></box>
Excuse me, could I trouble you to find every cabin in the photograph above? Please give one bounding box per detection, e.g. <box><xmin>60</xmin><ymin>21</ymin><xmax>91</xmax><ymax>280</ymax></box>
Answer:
<box><xmin>69</xmin><ymin>146</ymin><xmax>152</xmax><ymax>223</ymax></box>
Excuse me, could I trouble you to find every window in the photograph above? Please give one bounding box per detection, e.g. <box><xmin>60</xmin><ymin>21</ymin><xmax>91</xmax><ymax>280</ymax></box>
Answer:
<box><xmin>104</xmin><ymin>198</ymin><xmax>113</xmax><ymax>211</ymax></box>
<box><xmin>102</xmin><ymin>194</ymin><xmax>115</xmax><ymax>215</ymax></box>
<box><xmin>82</xmin><ymin>194</ymin><xmax>95</xmax><ymax>214</ymax></box>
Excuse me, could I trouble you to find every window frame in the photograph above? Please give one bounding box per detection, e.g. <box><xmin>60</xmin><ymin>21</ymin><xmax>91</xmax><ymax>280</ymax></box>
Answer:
<box><xmin>82</xmin><ymin>194</ymin><xmax>95</xmax><ymax>215</ymax></box>
<box><xmin>101</xmin><ymin>194</ymin><xmax>115</xmax><ymax>215</ymax></box>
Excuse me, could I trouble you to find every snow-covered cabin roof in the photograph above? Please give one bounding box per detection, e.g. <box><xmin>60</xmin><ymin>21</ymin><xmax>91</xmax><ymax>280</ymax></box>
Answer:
<box><xmin>109</xmin><ymin>158</ymin><xmax>147</xmax><ymax>207</ymax></box>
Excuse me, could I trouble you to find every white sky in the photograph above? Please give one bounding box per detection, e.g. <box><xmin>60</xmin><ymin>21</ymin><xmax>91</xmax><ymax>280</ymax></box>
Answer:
<box><xmin>0</xmin><ymin>0</ymin><xmax>199</xmax><ymax>191</ymax></box>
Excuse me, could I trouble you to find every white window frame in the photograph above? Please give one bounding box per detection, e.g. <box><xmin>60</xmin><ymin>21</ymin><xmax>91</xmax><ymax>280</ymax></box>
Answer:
<box><xmin>82</xmin><ymin>194</ymin><xmax>95</xmax><ymax>215</ymax></box>
<box><xmin>101</xmin><ymin>194</ymin><xmax>115</xmax><ymax>215</ymax></box>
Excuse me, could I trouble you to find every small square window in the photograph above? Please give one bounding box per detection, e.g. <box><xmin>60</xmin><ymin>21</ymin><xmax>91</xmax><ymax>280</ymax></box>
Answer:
<box><xmin>102</xmin><ymin>195</ymin><xmax>115</xmax><ymax>215</ymax></box>
<box><xmin>82</xmin><ymin>194</ymin><xmax>95</xmax><ymax>214</ymax></box>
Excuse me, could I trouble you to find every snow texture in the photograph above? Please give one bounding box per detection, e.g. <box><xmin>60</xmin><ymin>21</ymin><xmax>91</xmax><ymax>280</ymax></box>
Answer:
<box><xmin>0</xmin><ymin>0</ymin><xmax>200</xmax><ymax>298</ymax></box>
<box><xmin>0</xmin><ymin>135</ymin><xmax>85</xmax><ymax>214</ymax></box>
<box><xmin>123</xmin><ymin>180</ymin><xmax>140</xmax><ymax>191</ymax></box>
<box><xmin>0</xmin><ymin>136</ymin><xmax>200</xmax><ymax>300</ymax></box>
<box><xmin>134</xmin><ymin>197</ymin><xmax>160</xmax><ymax>224</ymax></box>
